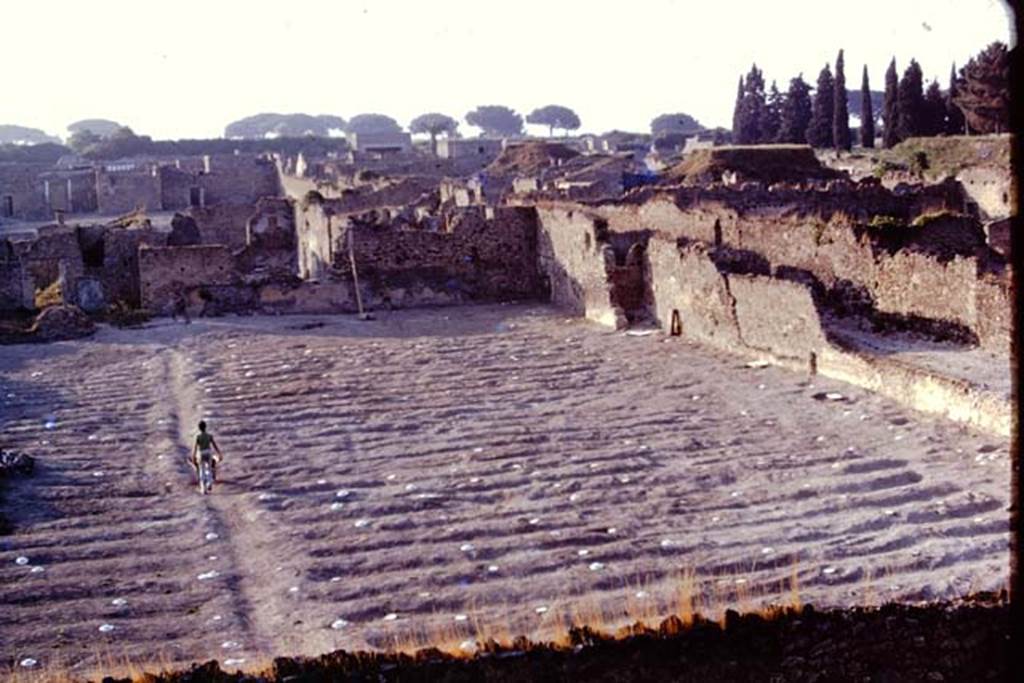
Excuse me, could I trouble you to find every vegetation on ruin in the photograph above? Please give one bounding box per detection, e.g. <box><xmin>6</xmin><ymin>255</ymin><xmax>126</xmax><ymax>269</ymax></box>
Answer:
<box><xmin>909</xmin><ymin>209</ymin><xmax>961</xmax><ymax>228</ymax></box>
<box><xmin>876</xmin><ymin>134</ymin><xmax>1010</xmax><ymax>180</ymax></box>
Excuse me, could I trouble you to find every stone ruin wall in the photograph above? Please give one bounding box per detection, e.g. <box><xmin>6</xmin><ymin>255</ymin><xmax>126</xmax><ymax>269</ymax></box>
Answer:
<box><xmin>956</xmin><ymin>166</ymin><xmax>1013</xmax><ymax>220</ymax></box>
<box><xmin>139</xmin><ymin>245</ymin><xmax>236</xmax><ymax>313</ymax></box>
<box><xmin>0</xmin><ymin>164</ymin><xmax>50</xmax><ymax>221</ymax></box>
<box><xmin>293</xmin><ymin>199</ymin><xmax>545</xmax><ymax>309</ymax></box>
<box><xmin>201</xmin><ymin>155</ymin><xmax>280</xmax><ymax>207</ymax></box>
<box><xmin>95</xmin><ymin>167</ymin><xmax>163</xmax><ymax>215</ymax></box>
<box><xmin>344</xmin><ymin>206</ymin><xmax>543</xmax><ymax>307</ymax></box>
<box><xmin>0</xmin><ymin>253</ymin><xmax>32</xmax><ymax>312</ymax></box>
<box><xmin>644</xmin><ymin>237</ymin><xmax>1010</xmax><ymax>435</ymax></box>
<box><xmin>570</xmin><ymin>186</ymin><xmax>1009</xmax><ymax>351</ymax></box>
<box><xmin>533</xmin><ymin>205</ymin><xmax>624</xmax><ymax>328</ymax></box>
<box><xmin>186</xmin><ymin>205</ymin><xmax>256</xmax><ymax>250</ymax></box>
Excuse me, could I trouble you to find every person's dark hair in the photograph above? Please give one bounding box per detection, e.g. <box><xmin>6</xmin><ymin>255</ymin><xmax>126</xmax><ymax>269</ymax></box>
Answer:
<box><xmin>198</xmin><ymin>421</ymin><xmax>207</xmax><ymax>432</ymax></box>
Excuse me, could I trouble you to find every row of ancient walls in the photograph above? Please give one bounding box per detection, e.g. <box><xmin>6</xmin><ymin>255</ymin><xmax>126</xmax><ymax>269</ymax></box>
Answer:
<box><xmin>554</xmin><ymin>186</ymin><xmax>1008</xmax><ymax>350</ymax></box>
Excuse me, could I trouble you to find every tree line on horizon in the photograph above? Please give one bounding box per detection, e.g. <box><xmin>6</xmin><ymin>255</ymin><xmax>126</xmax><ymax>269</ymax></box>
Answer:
<box><xmin>1</xmin><ymin>41</ymin><xmax>1008</xmax><ymax>163</ymax></box>
<box><xmin>731</xmin><ymin>41</ymin><xmax>1010</xmax><ymax>152</ymax></box>
<box><xmin>0</xmin><ymin>106</ymin><xmax>589</xmax><ymax>161</ymax></box>
<box><xmin>223</xmin><ymin>105</ymin><xmax>585</xmax><ymax>143</ymax></box>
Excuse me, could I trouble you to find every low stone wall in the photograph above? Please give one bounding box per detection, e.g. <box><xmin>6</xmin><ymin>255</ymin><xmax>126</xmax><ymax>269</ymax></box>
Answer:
<box><xmin>645</xmin><ymin>235</ymin><xmax>1009</xmax><ymax>435</ymax></box>
<box><xmin>818</xmin><ymin>346</ymin><xmax>1010</xmax><ymax>437</ymax></box>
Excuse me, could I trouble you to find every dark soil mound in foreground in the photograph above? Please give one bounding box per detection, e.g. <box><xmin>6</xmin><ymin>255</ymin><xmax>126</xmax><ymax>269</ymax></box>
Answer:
<box><xmin>29</xmin><ymin>304</ymin><xmax>95</xmax><ymax>341</ymax></box>
<box><xmin>92</xmin><ymin>596</ymin><xmax>1008</xmax><ymax>682</ymax></box>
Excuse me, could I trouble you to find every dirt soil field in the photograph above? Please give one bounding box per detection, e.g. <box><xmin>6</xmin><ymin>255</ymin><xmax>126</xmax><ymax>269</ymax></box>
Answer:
<box><xmin>0</xmin><ymin>304</ymin><xmax>1010</xmax><ymax>677</ymax></box>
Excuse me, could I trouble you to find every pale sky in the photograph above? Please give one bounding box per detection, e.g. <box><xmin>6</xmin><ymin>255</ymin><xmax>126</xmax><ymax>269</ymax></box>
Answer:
<box><xmin>0</xmin><ymin>0</ymin><xmax>1015</xmax><ymax>141</ymax></box>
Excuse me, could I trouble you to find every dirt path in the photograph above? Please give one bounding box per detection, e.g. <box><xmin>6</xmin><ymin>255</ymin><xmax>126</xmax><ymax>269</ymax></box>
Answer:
<box><xmin>0</xmin><ymin>305</ymin><xmax>1010</xmax><ymax>675</ymax></box>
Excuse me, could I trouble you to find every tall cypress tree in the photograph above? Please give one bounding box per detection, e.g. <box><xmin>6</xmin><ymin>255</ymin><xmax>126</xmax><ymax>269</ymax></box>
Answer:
<box><xmin>763</xmin><ymin>81</ymin><xmax>784</xmax><ymax>143</ymax></box>
<box><xmin>833</xmin><ymin>50</ymin><xmax>851</xmax><ymax>152</ymax></box>
<box><xmin>806</xmin><ymin>64</ymin><xmax>835</xmax><ymax>148</ymax></box>
<box><xmin>735</xmin><ymin>64</ymin><xmax>767</xmax><ymax>144</ymax></box>
<box><xmin>860</xmin><ymin>65</ymin><xmax>875</xmax><ymax>148</ymax></box>
<box><xmin>946</xmin><ymin>63</ymin><xmax>966</xmax><ymax>134</ymax></box>
<box><xmin>883</xmin><ymin>58</ymin><xmax>900</xmax><ymax>147</ymax></box>
<box><xmin>732</xmin><ymin>76</ymin><xmax>745</xmax><ymax>142</ymax></box>
<box><xmin>778</xmin><ymin>75</ymin><xmax>813</xmax><ymax>144</ymax></box>
<box><xmin>923</xmin><ymin>80</ymin><xmax>946</xmax><ymax>136</ymax></box>
<box><xmin>896</xmin><ymin>59</ymin><xmax>925</xmax><ymax>140</ymax></box>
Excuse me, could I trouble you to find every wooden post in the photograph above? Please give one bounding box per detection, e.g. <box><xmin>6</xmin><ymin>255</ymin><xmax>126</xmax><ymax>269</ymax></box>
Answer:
<box><xmin>347</xmin><ymin>229</ymin><xmax>371</xmax><ymax>320</ymax></box>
